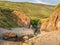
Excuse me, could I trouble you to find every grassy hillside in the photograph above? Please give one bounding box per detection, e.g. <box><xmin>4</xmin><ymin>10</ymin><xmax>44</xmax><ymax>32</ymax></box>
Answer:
<box><xmin>0</xmin><ymin>8</ymin><xmax>19</xmax><ymax>28</ymax></box>
<box><xmin>0</xmin><ymin>1</ymin><xmax>55</xmax><ymax>28</ymax></box>
<box><xmin>0</xmin><ymin>1</ymin><xmax>55</xmax><ymax>19</ymax></box>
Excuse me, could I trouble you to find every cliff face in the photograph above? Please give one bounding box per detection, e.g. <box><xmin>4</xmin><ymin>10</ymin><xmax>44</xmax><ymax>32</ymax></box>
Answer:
<box><xmin>40</xmin><ymin>7</ymin><xmax>60</xmax><ymax>31</ymax></box>
<box><xmin>12</xmin><ymin>10</ymin><xmax>31</xmax><ymax>28</ymax></box>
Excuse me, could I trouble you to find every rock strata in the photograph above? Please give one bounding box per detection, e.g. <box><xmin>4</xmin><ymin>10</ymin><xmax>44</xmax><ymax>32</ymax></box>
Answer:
<box><xmin>12</xmin><ymin>10</ymin><xmax>31</xmax><ymax>28</ymax></box>
<box><xmin>40</xmin><ymin>7</ymin><xmax>60</xmax><ymax>31</ymax></box>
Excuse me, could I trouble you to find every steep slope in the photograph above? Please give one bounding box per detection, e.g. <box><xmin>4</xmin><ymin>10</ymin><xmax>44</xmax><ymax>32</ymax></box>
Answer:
<box><xmin>0</xmin><ymin>8</ymin><xmax>19</xmax><ymax>28</ymax></box>
<box><xmin>12</xmin><ymin>10</ymin><xmax>31</xmax><ymax>28</ymax></box>
<box><xmin>40</xmin><ymin>4</ymin><xmax>60</xmax><ymax>31</ymax></box>
<box><xmin>0</xmin><ymin>1</ymin><xmax>54</xmax><ymax>19</ymax></box>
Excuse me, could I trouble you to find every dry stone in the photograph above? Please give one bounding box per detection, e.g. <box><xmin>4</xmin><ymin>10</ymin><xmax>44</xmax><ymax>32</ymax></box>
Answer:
<box><xmin>40</xmin><ymin>7</ymin><xmax>60</xmax><ymax>31</ymax></box>
<box><xmin>3</xmin><ymin>32</ymin><xmax>16</xmax><ymax>38</ymax></box>
<box><xmin>12</xmin><ymin>10</ymin><xmax>31</xmax><ymax>28</ymax></box>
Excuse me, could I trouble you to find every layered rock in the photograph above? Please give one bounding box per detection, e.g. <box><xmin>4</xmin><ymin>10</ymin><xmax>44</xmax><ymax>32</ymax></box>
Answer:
<box><xmin>40</xmin><ymin>7</ymin><xmax>60</xmax><ymax>31</ymax></box>
<box><xmin>12</xmin><ymin>10</ymin><xmax>31</xmax><ymax>28</ymax></box>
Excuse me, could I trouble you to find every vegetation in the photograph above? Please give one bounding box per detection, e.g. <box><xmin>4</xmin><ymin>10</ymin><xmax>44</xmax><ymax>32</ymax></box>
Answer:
<box><xmin>55</xmin><ymin>3</ymin><xmax>60</xmax><ymax>9</ymax></box>
<box><xmin>30</xmin><ymin>19</ymin><xmax>41</xmax><ymax>28</ymax></box>
<box><xmin>0</xmin><ymin>8</ymin><xmax>19</xmax><ymax>28</ymax></box>
<box><xmin>31</xmin><ymin>19</ymin><xmax>39</xmax><ymax>26</ymax></box>
<box><xmin>0</xmin><ymin>1</ymin><xmax>55</xmax><ymax>28</ymax></box>
<box><xmin>0</xmin><ymin>1</ymin><xmax>54</xmax><ymax>19</ymax></box>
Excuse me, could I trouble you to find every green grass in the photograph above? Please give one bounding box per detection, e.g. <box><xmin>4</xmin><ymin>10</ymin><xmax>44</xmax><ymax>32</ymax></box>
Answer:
<box><xmin>0</xmin><ymin>8</ymin><xmax>20</xmax><ymax>28</ymax></box>
<box><xmin>0</xmin><ymin>1</ymin><xmax>55</xmax><ymax>28</ymax></box>
<box><xmin>0</xmin><ymin>1</ymin><xmax>55</xmax><ymax>19</ymax></box>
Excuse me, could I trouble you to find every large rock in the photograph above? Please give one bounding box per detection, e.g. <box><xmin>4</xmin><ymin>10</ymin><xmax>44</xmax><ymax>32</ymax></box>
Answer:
<box><xmin>12</xmin><ymin>10</ymin><xmax>31</xmax><ymax>28</ymax></box>
<box><xmin>2</xmin><ymin>31</ymin><xmax>17</xmax><ymax>41</ymax></box>
<box><xmin>2</xmin><ymin>32</ymin><xmax>16</xmax><ymax>38</ymax></box>
<box><xmin>40</xmin><ymin>7</ymin><xmax>60</xmax><ymax>31</ymax></box>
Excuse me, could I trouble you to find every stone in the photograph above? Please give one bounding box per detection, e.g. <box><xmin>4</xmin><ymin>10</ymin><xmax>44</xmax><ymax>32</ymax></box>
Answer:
<box><xmin>12</xmin><ymin>10</ymin><xmax>31</xmax><ymax>28</ymax></box>
<box><xmin>2</xmin><ymin>32</ymin><xmax>16</xmax><ymax>39</ymax></box>
<box><xmin>40</xmin><ymin>7</ymin><xmax>60</xmax><ymax>31</ymax></box>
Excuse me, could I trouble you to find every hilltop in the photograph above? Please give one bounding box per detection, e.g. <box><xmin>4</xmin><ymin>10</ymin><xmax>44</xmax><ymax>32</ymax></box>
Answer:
<box><xmin>0</xmin><ymin>1</ymin><xmax>55</xmax><ymax>19</ymax></box>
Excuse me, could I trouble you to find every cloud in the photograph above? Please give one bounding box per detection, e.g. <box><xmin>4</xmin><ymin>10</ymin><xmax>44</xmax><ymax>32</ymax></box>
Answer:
<box><xmin>32</xmin><ymin>0</ymin><xmax>49</xmax><ymax>4</ymax></box>
<box><xmin>39</xmin><ymin>0</ymin><xmax>60</xmax><ymax>5</ymax></box>
<box><xmin>28</xmin><ymin>0</ymin><xmax>60</xmax><ymax>5</ymax></box>
<box><xmin>0</xmin><ymin>0</ymin><xmax>8</xmax><ymax>1</ymax></box>
<box><xmin>8</xmin><ymin>0</ymin><xmax>60</xmax><ymax>5</ymax></box>
<box><xmin>8</xmin><ymin>0</ymin><xmax>49</xmax><ymax>4</ymax></box>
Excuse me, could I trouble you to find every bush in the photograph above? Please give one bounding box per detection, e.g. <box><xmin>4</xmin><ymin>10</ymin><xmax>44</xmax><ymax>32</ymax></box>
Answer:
<box><xmin>30</xmin><ymin>19</ymin><xmax>40</xmax><ymax>27</ymax></box>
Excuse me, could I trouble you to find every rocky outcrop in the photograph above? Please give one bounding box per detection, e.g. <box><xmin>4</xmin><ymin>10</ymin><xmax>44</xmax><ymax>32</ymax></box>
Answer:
<box><xmin>2</xmin><ymin>32</ymin><xmax>17</xmax><ymax>41</ymax></box>
<box><xmin>40</xmin><ymin>7</ymin><xmax>60</xmax><ymax>31</ymax></box>
<box><xmin>12</xmin><ymin>10</ymin><xmax>31</xmax><ymax>28</ymax></box>
<box><xmin>0</xmin><ymin>8</ymin><xmax>31</xmax><ymax>28</ymax></box>
<box><xmin>3</xmin><ymin>32</ymin><xmax>16</xmax><ymax>38</ymax></box>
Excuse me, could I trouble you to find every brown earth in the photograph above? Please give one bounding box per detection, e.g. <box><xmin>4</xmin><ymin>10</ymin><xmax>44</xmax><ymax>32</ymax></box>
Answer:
<box><xmin>28</xmin><ymin>31</ymin><xmax>60</xmax><ymax>45</ymax></box>
<box><xmin>12</xmin><ymin>10</ymin><xmax>31</xmax><ymax>28</ymax></box>
<box><xmin>40</xmin><ymin>7</ymin><xmax>60</xmax><ymax>31</ymax></box>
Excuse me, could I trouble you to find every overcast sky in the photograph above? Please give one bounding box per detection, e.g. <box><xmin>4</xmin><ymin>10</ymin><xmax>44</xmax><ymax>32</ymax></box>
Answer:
<box><xmin>7</xmin><ymin>0</ymin><xmax>60</xmax><ymax>5</ymax></box>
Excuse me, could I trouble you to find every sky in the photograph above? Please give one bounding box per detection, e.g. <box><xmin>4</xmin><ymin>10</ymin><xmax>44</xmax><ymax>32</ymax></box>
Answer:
<box><xmin>7</xmin><ymin>0</ymin><xmax>60</xmax><ymax>5</ymax></box>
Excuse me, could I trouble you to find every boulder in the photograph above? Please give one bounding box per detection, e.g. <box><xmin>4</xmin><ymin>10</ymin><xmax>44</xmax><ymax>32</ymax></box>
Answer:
<box><xmin>12</xmin><ymin>10</ymin><xmax>31</xmax><ymax>28</ymax></box>
<box><xmin>40</xmin><ymin>7</ymin><xmax>60</xmax><ymax>31</ymax></box>
<box><xmin>2</xmin><ymin>32</ymin><xmax>16</xmax><ymax>40</ymax></box>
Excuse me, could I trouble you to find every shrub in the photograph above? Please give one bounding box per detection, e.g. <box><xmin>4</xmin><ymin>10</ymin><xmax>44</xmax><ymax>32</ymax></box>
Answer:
<box><xmin>30</xmin><ymin>19</ymin><xmax>40</xmax><ymax>27</ymax></box>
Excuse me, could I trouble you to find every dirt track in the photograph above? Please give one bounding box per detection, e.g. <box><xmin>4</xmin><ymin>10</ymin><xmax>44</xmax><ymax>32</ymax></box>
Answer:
<box><xmin>0</xmin><ymin>28</ymin><xmax>60</xmax><ymax>45</ymax></box>
<box><xmin>29</xmin><ymin>31</ymin><xmax>60</xmax><ymax>45</ymax></box>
